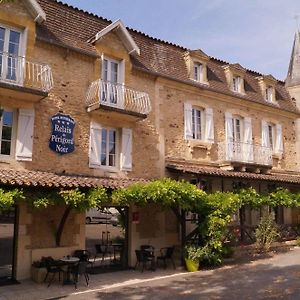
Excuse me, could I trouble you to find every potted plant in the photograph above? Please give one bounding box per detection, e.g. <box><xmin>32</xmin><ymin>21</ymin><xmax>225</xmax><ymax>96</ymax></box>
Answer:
<box><xmin>184</xmin><ymin>244</ymin><xmax>208</xmax><ymax>272</ymax></box>
<box><xmin>31</xmin><ymin>257</ymin><xmax>48</xmax><ymax>283</ymax></box>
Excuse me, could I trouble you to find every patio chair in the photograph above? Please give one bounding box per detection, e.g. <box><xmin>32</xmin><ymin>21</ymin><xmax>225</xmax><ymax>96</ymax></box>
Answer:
<box><xmin>70</xmin><ymin>261</ymin><xmax>89</xmax><ymax>289</ymax></box>
<box><xmin>73</xmin><ymin>249</ymin><xmax>93</xmax><ymax>268</ymax></box>
<box><xmin>94</xmin><ymin>244</ymin><xmax>112</xmax><ymax>264</ymax></box>
<box><xmin>135</xmin><ymin>250</ymin><xmax>154</xmax><ymax>272</ymax></box>
<box><xmin>43</xmin><ymin>257</ymin><xmax>65</xmax><ymax>287</ymax></box>
<box><xmin>157</xmin><ymin>246</ymin><xmax>176</xmax><ymax>269</ymax></box>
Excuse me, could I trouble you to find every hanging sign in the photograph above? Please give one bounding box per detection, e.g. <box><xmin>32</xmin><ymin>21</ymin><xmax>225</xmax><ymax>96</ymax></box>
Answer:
<box><xmin>49</xmin><ymin>113</ymin><xmax>75</xmax><ymax>154</ymax></box>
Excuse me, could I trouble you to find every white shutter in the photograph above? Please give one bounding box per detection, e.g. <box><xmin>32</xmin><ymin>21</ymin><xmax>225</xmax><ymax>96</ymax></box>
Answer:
<box><xmin>15</xmin><ymin>108</ymin><xmax>35</xmax><ymax>161</ymax></box>
<box><xmin>243</xmin><ymin>117</ymin><xmax>253</xmax><ymax>162</ymax></box>
<box><xmin>89</xmin><ymin>122</ymin><xmax>102</xmax><ymax>168</ymax></box>
<box><xmin>184</xmin><ymin>103</ymin><xmax>193</xmax><ymax>140</ymax></box>
<box><xmin>261</xmin><ymin>120</ymin><xmax>269</xmax><ymax>147</ymax></box>
<box><xmin>275</xmin><ymin>124</ymin><xmax>283</xmax><ymax>154</ymax></box>
<box><xmin>205</xmin><ymin>108</ymin><xmax>214</xmax><ymax>143</ymax></box>
<box><xmin>121</xmin><ymin>128</ymin><xmax>132</xmax><ymax>171</ymax></box>
<box><xmin>225</xmin><ymin>112</ymin><xmax>233</xmax><ymax>160</ymax></box>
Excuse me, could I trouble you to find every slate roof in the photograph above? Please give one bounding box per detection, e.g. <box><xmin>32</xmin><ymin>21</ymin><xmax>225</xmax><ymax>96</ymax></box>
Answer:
<box><xmin>0</xmin><ymin>168</ymin><xmax>146</xmax><ymax>188</ymax></box>
<box><xmin>35</xmin><ymin>0</ymin><xmax>299</xmax><ymax>115</ymax></box>
<box><xmin>166</xmin><ymin>161</ymin><xmax>300</xmax><ymax>185</ymax></box>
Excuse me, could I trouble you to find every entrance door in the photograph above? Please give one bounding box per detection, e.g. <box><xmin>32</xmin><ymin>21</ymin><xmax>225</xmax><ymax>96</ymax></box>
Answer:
<box><xmin>85</xmin><ymin>206</ymin><xmax>128</xmax><ymax>272</ymax></box>
<box><xmin>0</xmin><ymin>205</ymin><xmax>17</xmax><ymax>284</ymax></box>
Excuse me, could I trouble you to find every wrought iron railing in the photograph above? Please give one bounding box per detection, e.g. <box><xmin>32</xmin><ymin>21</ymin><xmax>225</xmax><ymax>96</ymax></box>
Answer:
<box><xmin>86</xmin><ymin>79</ymin><xmax>151</xmax><ymax>115</ymax></box>
<box><xmin>218</xmin><ymin>141</ymin><xmax>273</xmax><ymax>166</ymax></box>
<box><xmin>0</xmin><ymin>51</ymin><xmax>53</xmax><ymax>92</ymax></box>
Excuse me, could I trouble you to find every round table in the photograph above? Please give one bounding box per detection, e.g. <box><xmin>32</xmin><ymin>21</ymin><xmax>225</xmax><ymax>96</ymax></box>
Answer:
<box><xmin>60</xmin><ymin>256</ymin><xmax>80</xmax><ymax>284</ymax></box>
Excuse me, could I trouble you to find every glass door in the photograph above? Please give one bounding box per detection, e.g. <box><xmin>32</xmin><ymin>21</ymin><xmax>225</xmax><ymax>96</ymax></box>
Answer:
<box><xmin>0</xmin><ymin>205</ymin><xmax>17</xmax><ymax>284</ymax></box>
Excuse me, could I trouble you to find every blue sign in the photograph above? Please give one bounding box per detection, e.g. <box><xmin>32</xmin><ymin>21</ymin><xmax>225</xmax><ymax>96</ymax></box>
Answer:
<box><xmin>49</xmin><ymin>113</ymin><xmax>75</xmax><ymax>154</ymax></box>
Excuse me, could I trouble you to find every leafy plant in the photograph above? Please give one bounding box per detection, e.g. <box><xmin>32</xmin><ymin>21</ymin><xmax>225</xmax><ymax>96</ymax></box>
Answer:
<box><xmin>255</xmin><ymin>215</ymin><xmax>279</xmax><ymax>252</ymax></box>
<box><xmin>184</xmin><ymin>244</ymin><xmax>210</xmax><ymax>263</ymax></box>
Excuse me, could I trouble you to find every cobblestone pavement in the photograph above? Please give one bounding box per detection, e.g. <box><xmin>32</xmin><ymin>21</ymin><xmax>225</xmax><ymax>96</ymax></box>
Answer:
<box><xmin>2</xmin><ymin>247</ymin><xmax>300</xmax><ymax>300</ymax></box>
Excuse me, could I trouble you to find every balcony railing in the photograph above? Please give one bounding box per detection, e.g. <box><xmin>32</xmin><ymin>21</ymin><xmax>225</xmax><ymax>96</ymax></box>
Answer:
<box><xmin>86</xmin><ymin>79</ymin><xmax>151</xmax><ymax>115</ymax></box>
<box><xmin>0</xmin><ymin>52</ymin><xmax>53</xmax><ymax>92</ymax></box>
<box><xmin>218</xmin><ymin>141</ymin><xmax>273</xmax><ymax>166</ymax></box>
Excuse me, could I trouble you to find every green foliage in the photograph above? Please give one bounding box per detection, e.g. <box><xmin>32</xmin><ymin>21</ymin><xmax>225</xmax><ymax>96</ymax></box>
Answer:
<box><xmin>0</xmin><ymin>189</ymin><xmax>24</xmax><ymax>212</ymax></box>
<box><xmin>255</xmin><ymin>215</ymin><xmax>280</xmax><ymax>252</ymax></box>
<box><xmin>112</xmin><ymin>178</ymin><xmax>209</xmax><ymax>212</ymax></box>
<box><xmin>184</xmin><ymin>244</ymin><xmax>210</xmax><ymax>263</ymax></box>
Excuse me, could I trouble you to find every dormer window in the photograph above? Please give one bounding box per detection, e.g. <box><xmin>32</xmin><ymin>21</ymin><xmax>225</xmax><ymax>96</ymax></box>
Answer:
<box><xmin>223</xmin><ymin>64</ymin><xmax>246</xmax><ymax>94</ymax></box>
<box><xmin>265</xmin><ymin>86</ymin><xmax>273</xmax><ymax>102</ymax></box>
<box><xmin>193</xmin><ymin>63</ymin><xmax>203</xmax><ymax>82</ymax></box>
<box><xmin>184</xmin><ymin>50</ymin><xmax>209</xmax><ymax>85</ymax></box>
<box><xmin>232</xmin><ymin>76</ymin><xmax>241</xmax><ymax>93</ymax></box>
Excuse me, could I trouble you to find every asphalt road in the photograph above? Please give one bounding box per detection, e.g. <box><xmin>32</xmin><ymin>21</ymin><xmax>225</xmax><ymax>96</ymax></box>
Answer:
<box><xmin>64</xmin><ymin>247</ymin><xmax>300</xmax><ymax>300</ymax></box>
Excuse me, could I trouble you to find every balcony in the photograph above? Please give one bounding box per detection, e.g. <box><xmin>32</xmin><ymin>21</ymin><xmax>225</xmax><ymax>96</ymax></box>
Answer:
<box><xmin>218</xmin><ymin>141</ymin><xmax>273</xmax><ymax>167</ymax></box>
<box><xmin>0</xmin><ymin>52</ymin><xmax>53</xmax><ymax>102</ymax></box>
<box><xmin>86</xmin><ymin>79</ymin><xmax>151</xmax><ymax>119</ymax></box>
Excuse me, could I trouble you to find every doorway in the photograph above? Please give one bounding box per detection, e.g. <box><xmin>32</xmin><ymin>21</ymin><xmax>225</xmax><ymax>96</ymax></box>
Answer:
<box><xmin>85</xmin><ymin>206</ymin><xmax>128</xmax><ymax>272</ymax></box>
<box><xmin>0</xmin><ymin>205</ymin><xmax>17</xmax><ymax>284</ymax></box>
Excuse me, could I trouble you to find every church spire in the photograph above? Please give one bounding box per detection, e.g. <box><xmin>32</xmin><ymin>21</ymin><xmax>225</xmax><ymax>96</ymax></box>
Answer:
<box><xmin>286</xmin><ymin>31</ymin><xmax>300</xmax><ymax>87</ymax></box>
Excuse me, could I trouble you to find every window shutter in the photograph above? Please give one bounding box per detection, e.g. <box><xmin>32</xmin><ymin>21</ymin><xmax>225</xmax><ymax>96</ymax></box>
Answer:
<box><xmin>121</xmin><ymin>128</ymin><xmax>132</xmax><ymax>171</ymax></box>
<box><xmin>205</xmin><ymin>108</ymin><xmax>214</xmax><ymax>143</ymax></box>
<box><xmin>275</xmin><ymin>124</ymin><xmax>283</xmax><ymax>154</ymax></box>
<box><xmin>15</xmin><ymin>108</ymin><xmax>35</xmax><ymax>161</ymax></box>
<box><xmin>184</xmin><ymin>103</ymin><xmax>193</xmax><ymax>140</ymax></box>
<box><xmin>89</xmin><ymin>122</ymin><xmax>102</xmax><ymax>168</ymax></box>
<box><xmin>261</xmin><ymin>120</ymin><xmax>269</xmax><ymax>147</ymax></box>
<box><xmin>225</xmin><ymin>112</ymin><xmax>233</xmax><ymax>160</ymax></box>
<box><xmin>243</xmin><ymin>117</ymin><xmax>253</xmax><ymax>162</ymax></box>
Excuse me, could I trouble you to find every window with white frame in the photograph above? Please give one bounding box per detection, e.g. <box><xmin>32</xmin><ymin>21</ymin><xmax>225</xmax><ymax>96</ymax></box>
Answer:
<box><xmin>184</xmin><ymin>103</ymin><xmax>214</xmax><ymax>143</ymax></box>
<box><xmin>89</xmin><ymin>122</ymin><xmax>133</xmax><ymax>171</ymax></box>
<box><xmin>232</xmin><ymin>76</ymin><xmax>241</xmax><ymax>93</ymax></box>
<box><xmin>262</xmin><ymin>121</ymin><xmax>283</xmax><ymax>154</ymax></box>
<box><xmin>265</xmin><ymin>86</ymin><xmax>273</xmax><ymax>102</ymax></box>
<box><xmin>0</xmin><ymin>109</ymin><xmax>15</xmax><ymax>156</ymax></box>
<box><xmin>193</xmin><ymin>63</ymin><xmax>203</xmax><ymax>82</ymax></box>
<box><xmin>0</xmin><ymin>25</ymin><xmax>22</xmax><ymax>82</ymax></box>
<box><xmin>0</xmin><ymin>108</ymin><xmax>35</xmax><ymax>161</ymax></box>
<box><xmin>191</xmin><ymin>108</ymin><xmax>204</xmax><ymax>140</ymax></box>
<box><xmin>100</xmin><ymin>127</ymin><xmax>117</xmax><ymax>167</ymax></box>
<box><xmin>231</xmin><ymin>116</ymin><xmax>242</xmax><ymax>142</ymax></box>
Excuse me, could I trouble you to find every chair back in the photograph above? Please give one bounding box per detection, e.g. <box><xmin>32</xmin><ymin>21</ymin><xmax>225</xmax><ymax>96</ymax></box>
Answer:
<box><xmin>166</xmin><ymin>246</ymin><xmax>174</xmax><ymax>258</ymax></box>
<box><xmin>135</xmin><ymin>250</ymin><xmax>147</xmax><ymax>262</ymax></box>
<box><xmin>74</xmin><ymin>249</ymin><xmax>90</xmax><ymax>262</ymax></box>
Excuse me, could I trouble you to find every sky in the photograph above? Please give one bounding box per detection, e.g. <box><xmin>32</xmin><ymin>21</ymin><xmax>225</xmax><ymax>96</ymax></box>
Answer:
<box><xmin>62</xmin><ymin>0</ymin><xmax>300</xmax><ymax>81</ymax></box>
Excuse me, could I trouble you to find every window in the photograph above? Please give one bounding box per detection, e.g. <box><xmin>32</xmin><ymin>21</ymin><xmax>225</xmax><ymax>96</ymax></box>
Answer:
<box><xmin>184</xmin><ymin>104</ymin><xmax>214</xmax><ymax>143</ymax></box>
<box><xmin>89</xmin><ymin>123</ymin><xmax>133</xmax><ymax>171</ymax></box>
<box><xmin>262</xmin><ymin>121</ymin><xmax>283</xmax><ymax>154</ymax></box>
<box><xmin>193</xmin><ymin>63</ymin><xmax>202</xmax><ymax>82</ymax></box>
<box><xmin>232</xmin><ymin>76</ymin><xmax>241</xmax><ymax>93</ymax></box>
<box><xmin>232</xmin><ymin>116</ymin><xmax>242</xmax><ymax>142</ymax></box>
<box><xmin>191</xmin><ymin>108</ymin><xmax>204</xmax><ymax>140</ymax></box>
<box><xmin>267</xmin><ymin>124</ymin><xmax>275</xmax><ymax>150</ymax></box>
<box><xmin>265</xmin><ymin>86</ymin><xmax>273</xmax><ymax>102</ymax></box>
<box><xmin>101</xmin><ymin>128</ymin><xmax>117</xmax><ymax>167</ymax></box>
<box><xmin>0</xmin><ymin>109</ymin><xmax>14</xmax><ymax>156</ymax></box>
<box><xmin>0</xmin><ymin>25</ymin><xmax>22</xmax><ymax>82</ymax></box>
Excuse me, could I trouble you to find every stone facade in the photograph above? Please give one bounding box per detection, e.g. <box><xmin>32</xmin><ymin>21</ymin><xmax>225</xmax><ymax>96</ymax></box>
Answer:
<box><xmin>0</xmin><ymin>0</ymin><xmax>299</xmax><ymax>281</ymax></box>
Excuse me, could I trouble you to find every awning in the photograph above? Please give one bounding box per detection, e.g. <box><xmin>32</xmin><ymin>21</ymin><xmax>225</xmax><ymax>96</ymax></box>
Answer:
<box><xmin>0</xmin><ymin>168</ymin><xmax>146</xmax><ymax>189</ymax></box>
<box><xmin>166</xmin><ymin>161</ymin><xmax>300</xmax><ymax>185</ymax></box>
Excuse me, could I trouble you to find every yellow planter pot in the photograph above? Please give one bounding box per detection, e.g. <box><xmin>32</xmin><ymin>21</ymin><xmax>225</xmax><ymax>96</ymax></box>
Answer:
<box><xmin>185</xmin><ymin>258</ymin><xmax>199</xmax><ymax>272</ymax></box>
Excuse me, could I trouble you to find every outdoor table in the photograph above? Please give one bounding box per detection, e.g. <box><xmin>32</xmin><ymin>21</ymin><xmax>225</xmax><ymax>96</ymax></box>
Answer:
<box><xmin>60</xmin><ymin>256</ymin><xmax>80</xmax><ymax>285</ymax></box>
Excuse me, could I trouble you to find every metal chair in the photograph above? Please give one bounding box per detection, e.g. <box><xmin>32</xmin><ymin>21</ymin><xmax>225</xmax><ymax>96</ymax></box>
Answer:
<box><xmin>70</xmin><ymin>261</ymin><xmax>89</xmax><ymax>289</ymax></box>
<box><xmin>156</xmin><ymin>246</ymin><xmax>176</xmax><ymax>269</ymax></box>
<box><xmin>135</xmin><ymin>250</ymin><xmax>154</xmax><ymax>272</ymax></box>
<box><xmin>73</xmin><ymin>249</ymin><xmax>93</xmax><ymax>268</ymax></box>
<box><xmin>43</xmin><ymin>257</ymin><xmax>64</xmax><ymax>287</ymax></box>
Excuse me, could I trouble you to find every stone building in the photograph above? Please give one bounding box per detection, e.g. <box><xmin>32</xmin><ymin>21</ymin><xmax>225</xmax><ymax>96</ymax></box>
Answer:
<box><xmin>0</xmin><ymin>0</ymin><xmax>299</xmax><ymax>282</ymax></box>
